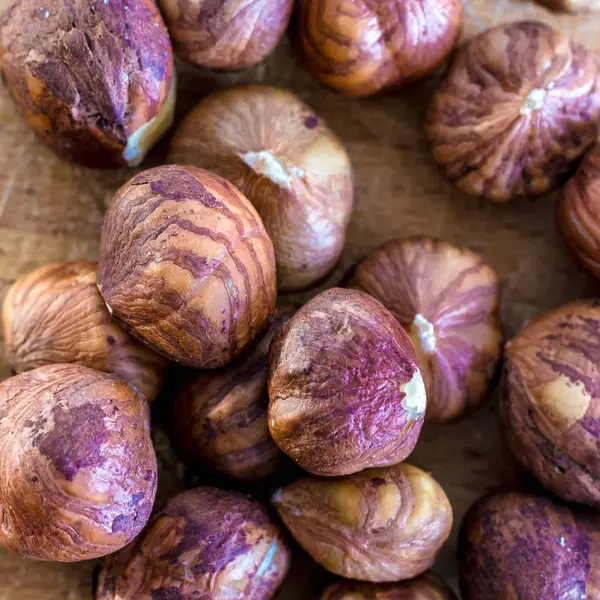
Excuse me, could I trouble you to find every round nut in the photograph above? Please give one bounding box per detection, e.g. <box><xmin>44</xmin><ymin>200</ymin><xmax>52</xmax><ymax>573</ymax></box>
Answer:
<box><xmin>97</xmin><ymin>165</ymin><xmax>277</xmax><ymax>369</ymax></box>
<box><xmin>426</xmin><ymin>21</ymin><xmax>600</xmax><ymax>201</ymax></box>
<box><xmin>0</xmin><ymin>0</ymin><xmax>175</xmax><ymax>167</ymax></box>
<box><xmin>158</xmin><ymin>0</ymin><xmax>293</xmax><ymax>70</ymax></box>
<box><xmin>297</xmin><ymin>0</ymin><xmax>463</xmax><ymax>97</ymax></box>
<box><xmin>0</xmin><ymin>364</ymin><xmax>157</xmax><ymax>561</ymax></box>
<box><xmin>97</xmin><ymin>487</ymin><xmax>291</xmax><ymax>599</ymax></box>
<box><xmin>2</xmin><ymin>261</ymin><xmax>168</xmax><ymax>401</ymax></box>
<box><xmin>268</xmin><ymin>288</ymin><xmax>426</xmax><ymax>476</ymax></box>
<box><xmin>459</xmin><ymin>491</ymin><xmax>600</xmax><ymax>599</ymax></box>
<box><xmin>350</xmin><ymin>237</ymin><xmax>502</xmax><ymax>423</ymax></box>
<box><xmin>272</xmin><ymin>463</ymin><xmax>453</xmax><ymax>582</ymax></box>
<box><xmin>501</xmin><ymin>300</ymin><xmax>600</xmax><ymax>506</ymax></box>
<box><xmin>168</xmin><ymin>84</ymin><xmax>354</xmax><ymax>292</ymax></box>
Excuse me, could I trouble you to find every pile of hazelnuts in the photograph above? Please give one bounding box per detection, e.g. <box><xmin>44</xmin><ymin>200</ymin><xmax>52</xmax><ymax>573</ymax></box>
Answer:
<box><xmin>1</xmin><ymin>0</ymin><xmax>600</xmax><ymax>598</ymax></box>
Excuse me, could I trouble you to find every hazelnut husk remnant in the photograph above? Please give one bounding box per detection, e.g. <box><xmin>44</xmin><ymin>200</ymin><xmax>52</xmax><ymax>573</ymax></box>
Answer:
<box><xmin>351</xmin><ymin>237</ymin><xmax>502</xmax><ymax>423</ymax></box>
<box><xmin>97</xmin><ymin>487</ymin><xmax>291</xmax><ymax>599</ymax></box>
<box><xmin>168</xmin><ymin>84</ymin><xmax>354</xmax><ymax>292</ymax></box>
<box><xmin>0</xmin><ymin>0</ymin><xmax>175</xmax><ymax>167</ymax></box>
<box><xmin>0</xmin><ymin>364</ymin><xmax>157</xmax><ymax>561</ymax></box>
<box><xmin>459</xmin><ymin>491</ymin><xmax>600</xmax><ymax>599</ymax></box>
<box><xmin>426</xmin><ymin>21</ymin><xmax>600</xmax><ymax>201</ymax></box>
<box><xmin>158</xmin><ymin>0</ymin><xmax>293</xmax><ymax>70</ymax></box>
<box><xmin>2</xmin><ymin>261</ymin><xmax>168</xmax><ymax>402</ymax></box>
<box><xmin>272</xmin><ymin>463</ymin><xmax>453</xmax><ymax>582</ymax></box>
<box><xmin>171</xmin><ymin>307</ymin><xmax>294</xmax><ymax>483</ymax></box>
<box><xmin>268</xmin><ymin>288</ymin><xmax>426</xmax><ymax>476</ymax></box>
<box><xmin>97</xmin><ymin>165</ymin><xmax>277</xmax><ymax>369</ymax></box>
<box><xmin>501</xmin><ymin>300</ymin><xmax>600</xmax><ymax>506</ymax></box>
<box><xmin>296</xmin><ymin>0</ymin><xmax>463</xmax><ymax>97</ymax></box>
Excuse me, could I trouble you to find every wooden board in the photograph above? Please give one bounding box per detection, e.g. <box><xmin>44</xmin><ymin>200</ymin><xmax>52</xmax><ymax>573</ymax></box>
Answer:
<box><xmin>2</xmin><ymin>0</ymin><xmax>600</xmax><ymax>598</ymax></box>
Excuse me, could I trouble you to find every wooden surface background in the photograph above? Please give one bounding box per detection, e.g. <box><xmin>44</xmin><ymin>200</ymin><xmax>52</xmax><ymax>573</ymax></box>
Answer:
<box><xmin>1</xmin><ymin>0</ymin><xmax>600</xmax><ymax>598</ymax></box>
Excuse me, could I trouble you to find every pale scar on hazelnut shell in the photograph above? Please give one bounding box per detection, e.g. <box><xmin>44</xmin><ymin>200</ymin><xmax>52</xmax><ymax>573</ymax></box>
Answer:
<box><xmin>401</xmin><ymin>370</ymin><xmax>427</xmax><ymax>422</ymax></box>
<box><xmin>520</xmin><ymin>87</ymin><xmax>549</xmax><ymax>116</ymax></box>
<box><xmin>412</xmin><ymin>313</ymin><xmax>437</xmax><ymax>354</ymax></box>
<box><xmin>241</xmin><ymin>150</ymin><xmax>306</xmax><ymax>188</ymax></box>
<box><xmin>532</xmin><ymin>374</ymin><xmax>592</xmax><ymax>428</ymax></box>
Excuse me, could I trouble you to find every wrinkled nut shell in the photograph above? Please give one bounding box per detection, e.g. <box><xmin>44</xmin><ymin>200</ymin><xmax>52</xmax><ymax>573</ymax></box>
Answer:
<box><xmin>351</xmin><ymin>237</ymin><xmax>502</xmax><ymax>423</ymax></box>
<box><xmin>0</xmin><ymin>0</ymin><xmax>175</xmax><ymax>167</ymax></box>
<box><xmin>272</xmin><ymin>463</ymin><xmax>453</xmax><ymax>582</ymax></box>
<box><xmin>97</xmin><ymin>165</ymin><xmax>277</xmax><ymax>369</ymax></box>
<box><xmin>168</xmin><ymin>84</ymin><xmax>354</xmax><ymax>292</ymax></box>
<box><xmin>501</xmin><ymin>299</ymin><xmax>600</xmax><ymax>506</ymax></box>
<box><xmin>158</xmin><ymin>0</ymin><xmax>293</xmax><ymax>70</ymax></box>
<box><xmin>0</xmin><ymin>364</ymin><xmax>157</xmax><ymax>561</ymax></box>
<box><xmin>97</xmin><ymin>487</ymin><xmax>291</xmax><ymax>600</ymax></box>
<box><xmin>268</xmin><ymin>288</ymin><xmax>426</xmax><ymax>476</ymax></box>
<box><xmin>297</xmin><ymin>0</ymin><xmax>463</xmax><ymax>97</ymax></box>
<box><xmin>426</xmin><ymin>20</ymin><xmax>600</xmax><ymax>201</ymax></box>
<box><xmin>2</xmin><ymin>261</ymin><xmax>168</xmax><ymax>402</ymax></box>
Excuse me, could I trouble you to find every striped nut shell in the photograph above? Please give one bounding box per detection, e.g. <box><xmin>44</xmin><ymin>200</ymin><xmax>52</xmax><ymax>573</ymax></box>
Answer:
<box><xmin>158</xmin><ymin>0</ymin><xmax>293</xmax><ymax>70</ymax></box>
<box><xmin>272</xmin><ymin>463</ymin><xmax>453</xmax><ymax>582</ymax></box>
<box><xmin>97</xmin><ymin>165</ymin><xmax>277</xmax><ymax>369</ymax></box>
<box><xmin>501</xmin><ymin>300</ymin><xmax>600</xmax><ymax>507</ymax></box>
<box><xmin>350</xmin><ymin>237</ymin><xmax>502</xmax><ymax>423</ymax></box>
<box><xmin>296</xmin><ymin>0</ymin><xmax>463</xmax><ymax>97</ymax></box>
<box><xmin>426</xmin><ymin>21</ymin><xmax>600</xmax><ymax>201</ymax></box>
<box><xmin>0</xmin><ymin>364</ymin><xmax>157</xmax><ymax>561</ymax></box>
<box><xmin>168</xmin><ymin>84</ymin><xmax>354</xmax><ymax>293</ymax></box>
<box><xmin>97</xmin><ymin>487</ymin><xmax>291</xmax><ymax>600</ymax></box>
<box><xmin>2</xmin><ymin>261</ymin><xmax>167</xmax><ymax>402</ymax></box>
<box><xmin>268</xmin><ymin>288</ymin><xmax>426</xmax><ymax>477</ymax></box>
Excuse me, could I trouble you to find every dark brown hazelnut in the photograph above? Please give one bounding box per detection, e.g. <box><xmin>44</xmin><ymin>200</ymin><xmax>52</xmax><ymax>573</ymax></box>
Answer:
<box><xmin>2</xmin><ymin>261</ymin><xmax>168</xmax><ymax>401</ymax></box>
<box><xmin>170</xmin><ymin>307</ymin><xmax>294</xmax><ymax>483</ymax></box>
<box><xmin>97</xmin><ymin>165</ymin><xmax>277</xmax><ymax>369</ymax></box>
<box><xmin>501</xmin><ymin>299</ymin><xmax>600</xmax><ymax>506</ymax></box>
<box><xmin>296</xmin><ymin>0</ymin><xmax>463</xmax><ymax>97</ymax></box>
<box><xmin>0</xmin><ymin>364</ymin><xmax>157</xmax><ymax>561</ymax></box>
<box><xmin>97</xmin><ymin>487</ymin><xmax>292</xmax><ymax>599</ymax></box>
<box><xmin>272</xmin><ymin>463</ymin><xmax>453</xmax><ymax>582</ymax></box>
<box><xmin>0</xmin><ymin>0</ymin><xmax>175</xmax><ymax>167</ymax></box>
<box><xmin>459</xmin><ymin>491</ymin><xmax>600</xmax><ymax>599</ymax></box>
<box><xmin>168</xmin><ymin>84</ymin><xmax>354</xmax><ymax>292</ymax></box>
<box><xmin>268</xmin><ymin>288</ymin><xmax>426</xmax><ymax>476</ymax></box>
<box><xmin>426</xmin><ymin>21</ymin><xmax>600</xmax><ymax>201</ymax></box>
<box><xmin>535</xmin><ymin>0</ymin><xmax>600</xmax><ymax>11</ymax></box>
<box><xmin>157</xmin><ymin>0</ymin><xmax>293</xmax><ymax>70</ymax></box>
<box><xmin>350</xmin><ymin>237</ymin><xmax>502</xmax><ymax>423</ymax></box>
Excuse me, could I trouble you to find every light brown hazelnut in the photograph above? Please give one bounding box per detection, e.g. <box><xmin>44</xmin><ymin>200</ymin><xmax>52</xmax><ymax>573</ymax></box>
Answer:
<box><xmin>0</xmin><ymin>0</ymin><xmax>175</xmax><ymax>167</ymax></box>
<box><xmin>268</xmin><ymin>288</ymin><xmax>426</xmax><ymax>477</ymax></box>
<box><xmin>2</xmin><ymin>261</ymin><xmax>167</xmax><ymax>401</ymax></box>
<box><xmin>168</xmin><ymin>84</ymin><xmax>354</xmax><ymax>292</ymax></box>
<box><xmin>97</xmin><ymin>164</ymin><xmax>277</xmax><ymax>369</ymax></box>
<box><xmin>350</xmin><ymin>237</ymin><xmax>502</xmax><ymax>423</ymax></box>
<box><xmin>0</xmin><ymin>364</ymin><xmax>157</xmax><ymax>561</ymax></box>
<box><xmin>426</xmin><ymin>21</ymin><xmax>600</xmax><ymax>201</ymax></box>
<box><xmin>272</xmin><ymin>463</ymin><xmax>453</xmax><ymax>582</ymax></box>
<box><xmin>97</xmin><ymin>487</ymin><xmax>292</xmax><ymax>599</ymax></box>
<box><xmin>157</xmin><ymin>0</ymin><xmax>293</xmax><ymax>70</ymax></box>
<box><xmin>501</xmin><ymin>300</ymin><xmax>600</xmax><ymax>506</ymax></box>
<box><xmin>296</xmin><ymin>0</ymin><xmax>463</xmax><ymax>97</ymax></box>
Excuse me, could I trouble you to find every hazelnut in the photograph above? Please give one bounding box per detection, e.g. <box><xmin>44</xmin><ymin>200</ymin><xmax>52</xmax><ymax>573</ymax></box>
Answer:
<box><xmin>168</xmin><ymin>84</ymin><xmax>354</xmax><ymax>292</ymax></box>
<box><xmin>296</xmin><ymin>0</ymin><xmax>463</xmax><ymax>97</ymax></box>
<box><xmin>536</xmin><ymin>0</ymin><xmax>600</xmax><ymax>11</ymax></box>
<box><xmin>2</xmin><ymin>261</ymin><xmax>168</xmax><ymax>402</ymax></box>
<box><xmin>426</xmin><ymin>21</ymin><xmax>600</xmax><ymax>201</ymax></box>
<box><xmin>459</xmin><ymin>491</ymin><xmax>600</xmax><ymax>599</ymax></box>
<box><xmin>0</xmin><ymin>0</ymin><xmax>175</xmax><ymax>167</ymax></box>
<box><xmin>268</xmin><ymin>288</ymin><xmax>426</xmax><ymax>476</ymax></box>
<box><xmin>97</xmin><ymin>487</ymin><xmax>291</xmax><ymax>599</ymax></box>
<box><xmin>0</xmin><ymin>364</ymin><xmax>157</xmax><ymax>561</ymax></box>
<box><xmin>272</xmin><ymin>463</ymin><xmax>453</xmax><ymax>582</ymax></box>
<box><xmin>350</xmin><ymin>237</ymin><xmax>502</xmax><ymax>423</ymax></box>
<box><xmin>501</xmin><ymin>300</ymin><xmax>600</xmax><ymax>506</ymax></box>
<box><xmin>170</xmin><ymin>307</ymin><xmax>294</xmax><ymax>483</ymax></box>
<box><xmin>97</xmin><ymin>164</ymin><xmax>277</xmax><ymax>369</ymax></box>
<box><xmin>157</xmin><ymin>0</ymin><xmax>293</xmax><ymax>70</ymax></box>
